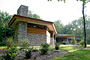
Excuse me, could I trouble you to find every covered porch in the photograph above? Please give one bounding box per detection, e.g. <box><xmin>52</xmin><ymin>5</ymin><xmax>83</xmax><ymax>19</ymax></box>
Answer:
<box><xmin>56</xmin><ymin>34</ymin><xmax>80</xmax><ymax>44</ymax></box>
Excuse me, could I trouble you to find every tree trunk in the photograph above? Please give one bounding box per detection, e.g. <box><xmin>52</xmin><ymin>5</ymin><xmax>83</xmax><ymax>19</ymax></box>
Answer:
<box><xmin>82</xmin><ymin>2</ymin><xmax>86</xmax><ymax>48</ymax></box>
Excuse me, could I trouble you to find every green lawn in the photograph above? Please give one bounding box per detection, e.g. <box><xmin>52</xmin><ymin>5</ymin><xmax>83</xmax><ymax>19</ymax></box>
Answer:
<box><xmin>0</xmin><ymin>46</ymin><xmax>7</xmax><ymax>49</ymax></box>
<box><xmin>50</xmin><ymin>45</ymin><xmax>90</xmax><ymax>60</ymax></box>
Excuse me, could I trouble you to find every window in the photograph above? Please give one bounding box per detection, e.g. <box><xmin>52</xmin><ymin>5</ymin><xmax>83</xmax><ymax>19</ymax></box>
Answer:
<box><xmin>27</xmin><ymin>23</ymin><xmax>47</xmax><ymax>29</ymax></box>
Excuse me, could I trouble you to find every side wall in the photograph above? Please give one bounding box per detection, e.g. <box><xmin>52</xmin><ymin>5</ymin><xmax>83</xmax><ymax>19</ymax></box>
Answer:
<box><xmin>15</xmin><ymin>22</ymin><xmax>27</xmax><ymax>43</ymax></box>
<box><xmin>15</xmin><ymin>21</ymin><xmax>47</xmax><ymax>46</ymax></box>
<box><xmin>27</xmin><ymin>33</ymin><xmax>46</xmax><ymax>46</ymax></box>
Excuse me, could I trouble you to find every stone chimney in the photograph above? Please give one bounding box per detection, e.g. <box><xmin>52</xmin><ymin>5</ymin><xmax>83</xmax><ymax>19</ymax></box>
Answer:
<box><xmin>17</xmin><ymin>5</ymin><xmax>28</xmax><ymax>17</ymax></box>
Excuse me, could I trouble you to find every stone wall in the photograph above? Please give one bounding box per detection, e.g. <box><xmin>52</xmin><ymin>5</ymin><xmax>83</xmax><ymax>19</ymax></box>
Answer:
<box><xmin>15</xmin><ymin>22</ymin><xmax>19</xmax><ymax>42</ymax></box>
<box><xmin>15</xmin><ymin>21</ymin><xmax>27</xmax><ymax>43</ymax></box>
<box><xmin>27</xmin><ymin>33</ymin><xmax>46</xmax><ymax>46</ymax></box>
<box><xmin>17</xmin><ymin>5</ymin><xmax>28</xmax><ymax>17</ymax></box>
<box><xmin>15</xmin><ymin>21</ymin><xmax>48</xmax><ymax>46</ymax></box>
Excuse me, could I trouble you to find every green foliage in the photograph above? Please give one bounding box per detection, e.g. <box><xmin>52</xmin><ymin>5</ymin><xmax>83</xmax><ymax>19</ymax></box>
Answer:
<box><xmin>25</xmin><ymin>47</ymin><xmax>33</xmax><ymax>59</ymax></box>
<box><xmin>20</xmin><ymin>39</ymin><xmax>30</xmax><ymax>49</ymax></box>
<box><xmin>28</xmin><ymin>10</ymin><xmax>41</xmax><ymax>19</ymax></box>
<box><xmin>55</xmin><ymin>42</ymin><xmax>60</xmax><ymax>50</ymax></box>
<box><xmin>54</xmin><ymin>20</ymin><xmax>64</xmax><ymax>34</ymax></box>
<box><xmin>72</xmin><ymin>35</ymin><xmax>76</xmax><ymax>45</ymax></box>
<box><xmin>6</xmin><ymin>37</ymin><xmax>18</xmax><ymax>49</ymax></box>
<box><xmin>2</xmin><ymin>47</ymin><xmax>18</xmax><ymax>60</ymax></box>
<box><xmin>80</xmin><ymin>38</ymin><xmax>84</xmax><ymax>47</ymax></box>
<box><xmin>0</xmin><ymin>11</ymin><xmax>12</xmax><ymax>28</ymax></box>
<box><xmin>20</xmin><ymin>39</ymin><xmax>33</xmax><ymax>59</ymax></box>
<box><xmin>40</xmin><ymin>43</ymin><xmax>50</xmax><ymax>55</ymax></box>
<box><xmin>0</xmin><ymin>28</ymin><xmax>4</xmax><ymax>41</ymax></box>
<box><xmin>25</xmin><ymin>50</ymin><xmax>32</xmax><ymax>59</ymax></box>
<box><xmin>2</xmin><ymin>38</ymin><xmax>18</xmax><ymax>60</ymax></box>
<box><xmin>0</xmin><ymin>11</ymin><xmax>14</xmax><ymax>44</ymax></box>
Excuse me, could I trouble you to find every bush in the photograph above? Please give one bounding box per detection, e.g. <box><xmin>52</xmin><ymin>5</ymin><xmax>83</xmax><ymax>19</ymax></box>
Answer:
<box><xmin>20</xmin><ymin>39</ymin><xmax>33</xmax><ymax>59</ymax></box>
<box><xmin>40</xmin><ymin>43</ymin><xmax>50</xmax><ymax>55</ymax></box>
<box><xmin>55</xmin><ymin>42</ymin><xmax>60</xmax><ymax>50</ymax></box>
<box><xmin>20</xmin><ymin>39</ymin><xmax>30</xmax><ymax>49</ymax></box>
<box><xmin>72</xmin><ymin>36</ymin><xmax>76</xmax><ymax>45</ymax></box>
<box><xmin>25</xmin><ymin>48</ymin><xmax>33</xmax><ymax>59</ymax></box>
<box><xmin>80</xmin><ymin>38</ymin><xmax>84</xmax><ymax>47</ymax></box>
<box><xmin>2</xmin><ymin>37</ymin><xmax>19</xmax><ymax>60</ymax></box>
<box><xmin>2</xmin><ymin>47</ymin><xmax>18</xmax><ymax>60</ymax></box>
<box><xmin>6</xmin><ymin>37</ymin><xmax>18</xmax><ymax>49</ymax></box>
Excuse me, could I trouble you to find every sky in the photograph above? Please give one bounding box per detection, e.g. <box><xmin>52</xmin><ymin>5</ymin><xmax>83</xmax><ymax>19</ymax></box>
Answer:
<box><xmin>0</xmin><ymin>0</ymin><xmax>90</xmax><ymax>25</ymax></box>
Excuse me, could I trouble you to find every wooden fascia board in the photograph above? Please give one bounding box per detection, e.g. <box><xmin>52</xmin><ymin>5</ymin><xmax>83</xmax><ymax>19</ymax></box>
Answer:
<box><xmin>8</xmin><ymin>15</ymin><xmax>16</xmax><ymax>27</ymax></box>
<box><xmin>57</xmin><ymin>35</ymin><xmax>79</xmax><ymax>38</ymax></box>
<box><xmin>52</xmin><ymin>23</ymin><xmax>57</xmax><ymax>35</ymax></box>
<box><xmin>8</xmin><ymin>15</ymin><xmax>53</xmax><ymax>27</ymax></box>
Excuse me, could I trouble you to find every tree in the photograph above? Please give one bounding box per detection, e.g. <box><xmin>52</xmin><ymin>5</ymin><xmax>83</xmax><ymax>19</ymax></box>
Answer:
<box><xmin>0</xmin><ymin>11</ymin><xmax>13</xmax><ymax>43</ymax></box>
<box><xmin>48</xmin><ymin>0</ymin><xmax>90</xmax><ymax>48</ymax></box>
<box><xmin>28</xmin><ymin>10</ymin><xmax>41</xmax><ymax>19</ymax></box>
<box><xmin>54</xmin><ymin>20</ymin><xmax>64</xmax><ymax>34</ymax></box>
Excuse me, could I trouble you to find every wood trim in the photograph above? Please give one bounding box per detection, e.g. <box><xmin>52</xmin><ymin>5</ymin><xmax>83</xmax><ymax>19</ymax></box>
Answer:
<box><xmin>8</xmin><ymin>15</ymin><xmax>53</xmax><ymax>27</ymax></box>
<box><xmin>52</xmin><ymin>24</ymin><xmax>57</xmax><ymax>35</ymax></box>
<box><xmin>27</xmin><ymin>27</ymin><xmax>46</xmax><ymax>35</ymax></box>
<box><xmin>57</xmin><ymin>35</ymin><xmax>79</xmax><ymax>38</ymax></box>
<box><xmin>8</xmin><ymin>16</ymin><xmax>16</xmax><ymax>27</ymax></box>
<box><xmin>8</xmin><ymin>15</ymin><xmax>57</xmax><ymax>34</ymax></box>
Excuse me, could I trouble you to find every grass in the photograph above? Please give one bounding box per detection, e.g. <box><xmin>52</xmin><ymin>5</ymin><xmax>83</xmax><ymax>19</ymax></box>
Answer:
<box><xmin>0</xmin><ymin>46</ymin><xmax>7</xmax><ymax>49</ymax></box>
<box><xmin>50</xmin><ymin>45</ymin><xmax>90</xmax><ymax>60</ymax></box>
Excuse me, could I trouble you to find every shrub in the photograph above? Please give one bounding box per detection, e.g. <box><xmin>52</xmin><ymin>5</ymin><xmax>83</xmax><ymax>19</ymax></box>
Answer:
<box><xmin>80</xmin><ymin>38</ymin><xmax>84</xmax><ymax>47</ymax></box>
<box><xmin>40</xmin><ymin>43</ymin><xmax>50</xmax><ymax>55</ymax></box>
<box><xmin>6</xmin><ymin>37</ymin><xmax>18</xmax><ymax>49</ymax></box>
<box><xmin>6</xmin><ymin>37</ymin><xmax>14</xmax><ymax>49</ymax></box>
<box><xmin>20</xmin><ymin>39</ymin><xmax>33</xmax><ymax>59</ymax></box>
<box><xmin>2</xmin><ymin>47</ymin><xmax>18</xmax><ymax>60</ymax></box>
<box><xmin>20</xmin><ymin>39</ymin><xmax>30</xmax><ymax>49</ymax></box>
<box><xmin>25</xmin><ymin>47</ymin><xmax>33</xmax><ymax>59</ymax></box>
<box><xmin>2</xmin><ymin>37</ymin><xmax>19</xmax><ymax>60</ymax></box>
<box><xmin>72</xmin><ymin>36</ymin><xmax>76</xmax><ymax>45</ymax></box>
<box><xmin>55</xmin><ymin>42</ymin><xmax>60</xmax><ymax>50</ymax></box>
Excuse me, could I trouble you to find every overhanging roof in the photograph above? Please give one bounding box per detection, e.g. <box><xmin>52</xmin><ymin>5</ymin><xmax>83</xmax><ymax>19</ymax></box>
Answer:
<box><xmin>8</xmin><ymin>15</ymin><xmax>57</xmax><ymax>34</ymax></box>
<box><xmin>57</xmin><ymin>34</ymin><xmax>79</xmax><ymax>37</ymax></box>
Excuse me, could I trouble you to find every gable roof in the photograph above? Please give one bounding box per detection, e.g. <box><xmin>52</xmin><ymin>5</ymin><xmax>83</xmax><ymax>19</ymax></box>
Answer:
<box><xmin>8</xmin><ymin>15</ymin><xmax>57</xmax><ymax>34</ymax></box>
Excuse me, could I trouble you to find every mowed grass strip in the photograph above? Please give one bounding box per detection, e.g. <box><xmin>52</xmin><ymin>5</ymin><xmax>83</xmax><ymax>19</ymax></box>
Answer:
<box><xmin>50</xmin><ymin>45</ymin><xmax>90</xmax><ymax>60</ymax></box>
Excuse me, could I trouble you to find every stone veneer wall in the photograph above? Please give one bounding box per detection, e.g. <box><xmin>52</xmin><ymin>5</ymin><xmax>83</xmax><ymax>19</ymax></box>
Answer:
<box><xmin>15</xmin><ymin>22</ymin><xmax>19</xmax><ymax>42</ymax></box>
<box><xmin>15</xmin><ymin>21</ymin><xmax>27</xmax><ymax>43</ymax></box>
<box><xmin>27</xmin><ymin>33</ymin><xmax>46</xmax><ymax>46</ymax></box>
<box><xmin>15</xmin><ymin>21</ymin><xmax>47</xmax><ymax>46</ymax></box>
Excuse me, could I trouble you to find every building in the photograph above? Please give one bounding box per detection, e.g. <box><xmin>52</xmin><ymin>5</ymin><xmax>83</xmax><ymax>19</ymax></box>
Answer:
<box><xmin>8</xmin><ymin>5</ymin><xmax>81</xmax><ymax>46</ymax></box>
<box><xmin>56</xmin><ymin>34</ymin><xmax>81</xmax><ymax>44</ymax></box>
<box><xmin>8</xmin><ymin>5</ymin><xmax>57</xmax><ymax>46</ymax></box>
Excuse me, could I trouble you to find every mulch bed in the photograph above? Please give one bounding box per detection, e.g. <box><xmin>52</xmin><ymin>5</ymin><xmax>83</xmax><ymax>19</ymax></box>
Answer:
<box><xmin>0</xmin><ymin>49</ymin><xmax>69</xmax><ymax>60</ymax></box>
